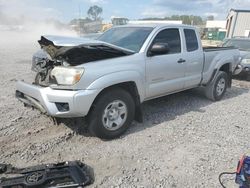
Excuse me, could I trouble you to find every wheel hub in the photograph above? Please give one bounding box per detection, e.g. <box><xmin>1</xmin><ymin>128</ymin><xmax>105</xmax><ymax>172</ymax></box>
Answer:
<box><xmin>108</xmin><ymin>108</ymin><xmax>119</xmax><ymax>120</ymax></box>
<box><xmin>216</xmin><ymin>78</ymin><xmax>226</xmax><ymax>96</ymax></box>
<box><xmin>102</xmin><ymin>100</ymin><xmax>128</xmax><ymax>131</ymax></box>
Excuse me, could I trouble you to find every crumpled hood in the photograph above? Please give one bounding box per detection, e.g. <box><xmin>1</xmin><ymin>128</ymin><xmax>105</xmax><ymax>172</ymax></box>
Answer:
<box><xmin>38</xmin><ymin>35</ymin><xmax>135</xmax><ymax>65</ymax></box>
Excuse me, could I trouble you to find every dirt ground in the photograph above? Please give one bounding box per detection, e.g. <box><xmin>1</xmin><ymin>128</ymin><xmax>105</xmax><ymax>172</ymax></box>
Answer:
<box><xmin>1</xmin><ymin>35</ymin><xmax>250</xmax><ymax>188</ymax></box>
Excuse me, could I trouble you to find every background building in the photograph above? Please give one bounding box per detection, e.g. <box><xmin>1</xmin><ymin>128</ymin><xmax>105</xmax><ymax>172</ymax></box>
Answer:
<box><xmin>205</xmin><ymin>20</ymin><xmax>227</xmax><ymax>40</ymax></box>
<box><xmin>206</xmin><ymin>20</ymin><xmax>226</xmax><ymax>29</ymax></box>
<box><xmin>226</xmin><ymin>9</ymin><xmax>250</xmax><ymax>38</ymax></box>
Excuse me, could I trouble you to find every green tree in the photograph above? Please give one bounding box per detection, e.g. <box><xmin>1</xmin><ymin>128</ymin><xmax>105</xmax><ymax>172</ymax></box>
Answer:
<box><xmin>69</xmin><ymin>18</ymin><xmax>91</xmax><ymax>26</ymax></box>
<box><xmin>171</xmin><ymin>15</ymin><xmax>180</xmax><ymax>20</ymax></box>
<box><xmin>207</xmin><ymin>15</ymin><xmax>214</xmax><ymax>21</ymax></box>
<box><xmin>141</xmin><ymin>15</ymin><xmax>204</xmax><ymax>26</ymax></box>
<box><xmin>180</xmin><ymin>15</ymin><xmax>191</xmax><ymax>25</ymax></box>
<box><xmin>87</xmin><ymin>5</ymin><xmax>103</xmax><ymax>21</ymax></box>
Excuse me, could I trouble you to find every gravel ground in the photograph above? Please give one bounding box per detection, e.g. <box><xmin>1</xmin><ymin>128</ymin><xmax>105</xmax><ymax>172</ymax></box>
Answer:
<box><xmin>1</xmin><ymin>38</ymin><xmax>250</xmax><ymax>188</ymax></box>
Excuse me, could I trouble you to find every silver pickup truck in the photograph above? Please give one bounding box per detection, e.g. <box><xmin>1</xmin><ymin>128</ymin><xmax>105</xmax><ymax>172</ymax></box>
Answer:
<box><xmin>16</xmin><ymin>24</ymin><xmax>241</xmax><ymax>139</ymax></box>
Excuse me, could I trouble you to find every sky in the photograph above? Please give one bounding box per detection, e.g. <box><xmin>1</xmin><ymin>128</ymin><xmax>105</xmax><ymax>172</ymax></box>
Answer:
<box><xmin>1</xmin><ymin>0</ymin><xmax>250</xmax><ymax>23</ymax></box>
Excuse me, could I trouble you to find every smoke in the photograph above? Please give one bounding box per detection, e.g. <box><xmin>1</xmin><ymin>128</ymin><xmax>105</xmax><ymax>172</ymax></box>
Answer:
<box><xmin>0</xmin><ymin>0</ymin><xmax>77</xmax><ymax>48</ymax></box>
<box><xmin>0</xmin><ymin>21</ymin><xmax>77</xmax><ymax>47</ymax></box>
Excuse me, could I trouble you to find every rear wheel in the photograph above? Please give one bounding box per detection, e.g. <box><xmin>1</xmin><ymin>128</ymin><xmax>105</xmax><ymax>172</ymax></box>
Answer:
<box><xmin>88</xmin><ymin>88</ymin><xmax>135</xmax><ymax>139</ymax></box>
<box><xmin>205</xmin><ymin>71</ymin><xmax>228</xmax><ymax>101</ymax></box>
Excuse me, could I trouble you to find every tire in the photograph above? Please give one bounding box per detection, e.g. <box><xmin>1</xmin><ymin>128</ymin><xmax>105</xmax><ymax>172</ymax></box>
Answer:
<box><xmin>205</xmin><ymin>71</ymin><xmax>228</xmax><ymax>101</ymax></box>
<box><xmin>88</xmin><ymin>88</ymin><xmax>135</xmax><ymax>139</ymax></box>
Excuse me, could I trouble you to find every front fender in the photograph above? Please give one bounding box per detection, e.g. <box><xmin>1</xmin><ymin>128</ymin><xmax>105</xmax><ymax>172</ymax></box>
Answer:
<box><xmin>86</xmin><ymin>71</ymin><xmax>145</xmax><ymax>102</ymax></box>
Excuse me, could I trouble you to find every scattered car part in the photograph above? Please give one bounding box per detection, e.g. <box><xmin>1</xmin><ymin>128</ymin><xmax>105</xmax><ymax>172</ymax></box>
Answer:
<box><xmin>235</xmin><ymin>155</ymin><xmax>250</xmax><ymax>188</ymax></box>
<box><xmin>0</xmin><ymin>161</ymin><xmax>94</xmax><ymax>188</ymax></box>
<box><xmin>219</xmin><ymin>155</ymin><xmax>250</xmax><ymax>188</ymax></box>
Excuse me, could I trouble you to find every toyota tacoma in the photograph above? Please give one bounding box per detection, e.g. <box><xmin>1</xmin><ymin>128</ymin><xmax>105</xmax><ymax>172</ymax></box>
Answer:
<box><xmin>16</xmin><ymin>24</ymin><xmax>241</xmax><ymax>139</ymax></box>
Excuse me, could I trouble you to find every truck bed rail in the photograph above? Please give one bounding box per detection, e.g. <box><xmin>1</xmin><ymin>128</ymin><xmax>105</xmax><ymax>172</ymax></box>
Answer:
<box><xmin>203</xmin><ymin>46</ymin><xmax>237</xmax><ymax>52</ymax></box>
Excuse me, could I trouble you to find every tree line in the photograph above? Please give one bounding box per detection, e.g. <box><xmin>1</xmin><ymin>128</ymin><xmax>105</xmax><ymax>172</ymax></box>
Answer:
<box><xmin>140</xmin><ymin>15</ymin><xmax>211</xmax><ymax>25</ymax></box>
<box><xmin>70</xmin><ymin>5</ymin><xmax>214</xmax><ymax>26</ymax></box>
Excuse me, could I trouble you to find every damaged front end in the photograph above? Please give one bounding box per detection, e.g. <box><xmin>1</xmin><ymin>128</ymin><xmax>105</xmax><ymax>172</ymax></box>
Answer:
<box><xmin>31</xmin><ymin>49</ymin><xmax>61</xmax><ymax>86</ymax></box>
<box><xmin>32</xmin><ymin>35</ymin><xmax>135</xmax><ymax>86</ymax></box>
<box><xmin>16</xmin><ymin>35</ymin><xmax>135</xmax><ymax>117</ymax></box>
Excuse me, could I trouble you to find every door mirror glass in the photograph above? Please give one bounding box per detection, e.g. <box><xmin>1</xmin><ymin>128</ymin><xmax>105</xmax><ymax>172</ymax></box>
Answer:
<box><xmin>149</xmin><ymin>43</ymin><xmax>170</xmax><ymax>56</ymax></box>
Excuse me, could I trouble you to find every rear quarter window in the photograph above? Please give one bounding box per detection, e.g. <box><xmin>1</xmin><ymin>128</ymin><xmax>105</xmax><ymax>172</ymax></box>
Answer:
<box><xmin>184</xmin><ymin>29</ymin><xmax>199</xmax><ymax>52</ymax></box>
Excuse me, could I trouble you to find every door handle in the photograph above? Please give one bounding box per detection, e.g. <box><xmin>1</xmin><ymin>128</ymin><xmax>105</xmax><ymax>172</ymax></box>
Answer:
<box><xmin>177</xmin><ymin>58</ymin><xmax>186</xmax><ymax>63</ymax></box>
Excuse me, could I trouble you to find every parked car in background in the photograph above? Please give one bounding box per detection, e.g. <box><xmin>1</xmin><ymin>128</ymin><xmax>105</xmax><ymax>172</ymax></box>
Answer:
<box><xmin>16</xmin><ymin>24</ymin><xmax>241</xmax><ymax>139</ymax></box>
<box><xmin>222</xmin><ymin>38</ymin><xmax>250</xmax><ymax>80</ymax></box>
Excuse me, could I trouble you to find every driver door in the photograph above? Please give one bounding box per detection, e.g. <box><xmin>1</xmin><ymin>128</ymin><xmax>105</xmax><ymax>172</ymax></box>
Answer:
<box><xmin>145</xmin><ymin>28</ymin><xmax>186</xmax><ymax>99</ymax></box>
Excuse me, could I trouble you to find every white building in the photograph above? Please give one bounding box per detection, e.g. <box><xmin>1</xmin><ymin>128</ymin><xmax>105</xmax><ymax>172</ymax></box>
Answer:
<box><xmin>226</xmin><ymin>9</ymin><xmax>250</xmax><ymax>38</ymax></box>
<box><xmin>206</xmin><ymin>20</ymin><xmax>227</xmax><ymax>30</ymax></box>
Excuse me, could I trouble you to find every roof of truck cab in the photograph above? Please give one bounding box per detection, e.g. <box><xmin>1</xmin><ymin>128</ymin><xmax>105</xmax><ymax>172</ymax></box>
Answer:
<box><xmin>115</xmin><ymin>24</ymin><xmax>197</xmax><ymax>29</ymax></box>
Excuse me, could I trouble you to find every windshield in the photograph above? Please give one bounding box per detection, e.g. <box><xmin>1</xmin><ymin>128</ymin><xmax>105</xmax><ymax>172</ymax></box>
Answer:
<box><xmin>98</xmin><ymin>27</ymin><xmax>153</xmax><ymax>52</ymax></box>
<box><xmin>222</xmin><ymin>39</ymin><xmax>250</xmax><ymax>51</ymax></box>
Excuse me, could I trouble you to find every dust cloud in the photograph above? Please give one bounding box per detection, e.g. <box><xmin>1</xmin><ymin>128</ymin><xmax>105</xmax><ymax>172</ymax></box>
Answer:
<box><xmin>0</xmin><ymin>4</ymin><xmax>77</xmax><ymax>49</ymax></box>
<box><xmin>0</xmin><ymin>22</ymin><xmax>77</xmax><ymax>48</ymax></box>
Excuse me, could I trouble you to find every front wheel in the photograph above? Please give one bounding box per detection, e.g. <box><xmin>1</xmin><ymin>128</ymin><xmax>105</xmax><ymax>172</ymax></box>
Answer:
<box><xmin>205</xmin><ymin>71</ymin><xmax>228</xmax><ymax>101</ymax></box>
<box><xmin>88</xmin><ymin>88</ymin><xmax>135</xmax><ymax>139</ymax></box>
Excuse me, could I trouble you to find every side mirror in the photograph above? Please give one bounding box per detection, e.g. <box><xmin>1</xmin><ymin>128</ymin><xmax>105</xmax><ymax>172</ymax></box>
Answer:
<box><xmin>148</xmin><ymin>43</ymin><xmax>170</xmax><ymax>56</ymax></box>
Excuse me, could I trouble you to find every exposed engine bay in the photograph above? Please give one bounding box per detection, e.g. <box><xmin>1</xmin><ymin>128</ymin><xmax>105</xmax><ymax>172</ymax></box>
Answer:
<box><xmin>31</xmin><ymin>49</ymin><xmax>61</xmax><ymax>86</ymax></box>
<box><xmin>32</xmin><ymin>35</ymin><xmax>135</xmax><ymax>86</ymax></box>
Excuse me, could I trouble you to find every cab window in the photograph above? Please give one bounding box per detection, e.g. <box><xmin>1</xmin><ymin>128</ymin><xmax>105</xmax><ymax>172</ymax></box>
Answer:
<box><xmin>152</xmin><ymin>28</ymin><xmax>181</xmax><ymax>54</ymax></box>
<box><xmin>184</xmin><ymin>29</ymin><xmax>199</xmax><ymax>52</ymax></box>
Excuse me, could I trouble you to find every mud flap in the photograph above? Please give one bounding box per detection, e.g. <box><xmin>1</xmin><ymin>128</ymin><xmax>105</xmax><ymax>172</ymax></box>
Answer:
<box><xmin>228</xmin><ymin>71</ymin><xmax>232</xmax><ymax>88</ymax></box>
<box><xmin>135</xmin><ymin>104</ymin><xmax>143</xmax><ymax>123</ymax></box>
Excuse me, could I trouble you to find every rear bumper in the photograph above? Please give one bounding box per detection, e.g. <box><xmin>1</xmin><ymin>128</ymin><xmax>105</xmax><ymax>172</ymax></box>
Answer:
<box><xmin>16</xmin><ymin>81</ymin><xmax>99</xmax><ymax>118</ymax></box>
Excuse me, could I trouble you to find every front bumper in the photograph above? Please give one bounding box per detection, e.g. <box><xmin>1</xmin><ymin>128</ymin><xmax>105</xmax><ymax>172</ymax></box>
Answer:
<box><xmin>238</xmin><ymin>66</ymin><xmax>250</xmax><ymax>76</ymax></box>
<box><xmin>16</xmin><ymin>81</ymin><xmax>99</xmax><ymax>118</ymax></box>
<box><xmin>233</xmin><ymin>64</ymin><xmax>243</xmax><ymax>75</ymax></box>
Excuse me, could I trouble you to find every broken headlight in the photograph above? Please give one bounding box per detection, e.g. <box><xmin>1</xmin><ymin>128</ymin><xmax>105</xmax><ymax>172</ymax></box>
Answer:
<box><xmin>51</xmin><ymin>67</ymin><xmax>84</xmax><ymax>85</ymax></box>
